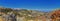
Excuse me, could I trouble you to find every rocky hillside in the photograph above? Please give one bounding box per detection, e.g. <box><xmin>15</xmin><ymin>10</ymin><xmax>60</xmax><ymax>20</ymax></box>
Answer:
<box><xmin>0</xmin><ymin>7</ymin><xmax>48</xmax><ymax>21</ymax></box>
<box><xmin>1</xmin><ymin>7</ymin><xmax>60</xmax><ymax>21</ymax></box>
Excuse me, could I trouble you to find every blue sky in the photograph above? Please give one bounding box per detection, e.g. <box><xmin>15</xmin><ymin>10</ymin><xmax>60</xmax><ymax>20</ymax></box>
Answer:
<box><xmin>0</xmin><ymin>0</ymin><xmax>60</xmax><ymax>11</ymax></box>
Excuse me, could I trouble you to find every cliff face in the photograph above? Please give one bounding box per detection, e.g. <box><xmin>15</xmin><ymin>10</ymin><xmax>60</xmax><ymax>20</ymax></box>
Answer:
<box><xmin>49</xmin><ymin>10</ymin><xmax>60</xmax><ymax>21</ymax></box>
